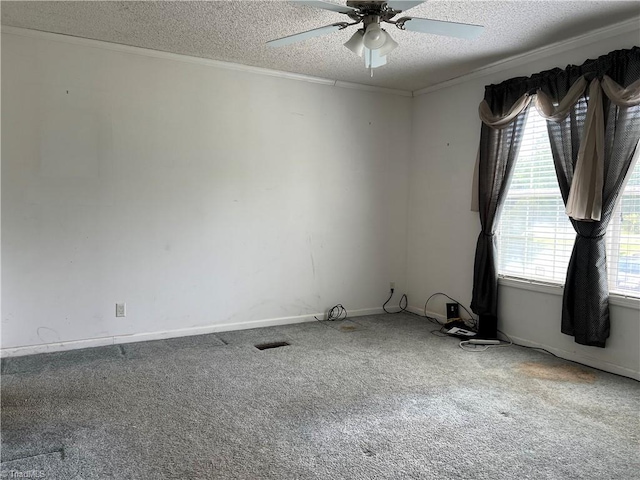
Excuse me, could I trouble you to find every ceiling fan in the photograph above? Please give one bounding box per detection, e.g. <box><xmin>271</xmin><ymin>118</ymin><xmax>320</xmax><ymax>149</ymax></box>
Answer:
<box><xmin>267</xmin><ymin>1</ymin><xmax>484</xmax><ymax>74</ymax></box>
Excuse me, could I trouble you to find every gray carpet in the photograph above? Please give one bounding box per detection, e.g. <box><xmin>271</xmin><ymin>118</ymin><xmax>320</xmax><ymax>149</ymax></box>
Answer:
<box><xmin>1</xmin><ymin>314</ymin><xmax>638</xmax><ymax>479</ymax></box>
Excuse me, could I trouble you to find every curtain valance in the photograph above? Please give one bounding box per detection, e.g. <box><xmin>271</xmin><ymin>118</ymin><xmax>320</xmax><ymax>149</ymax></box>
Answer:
<box><xmin>481</xmin><ymin>47</ymin><xmax>640</xmax><ymax>114</ymax></box>
<box><xmin>477</xmin><ymin>72</ymin><xmax>640</xmax><ymax>221</ymax></box>
<box><xmin>602</xmin><ymin>75</ymin><xmax>640</xmax><ymax>107</ymax></box>
<box><xmin>479</xmin><ymin>75</ymin><xmax>640</xmax><ymax>130</ymax></box>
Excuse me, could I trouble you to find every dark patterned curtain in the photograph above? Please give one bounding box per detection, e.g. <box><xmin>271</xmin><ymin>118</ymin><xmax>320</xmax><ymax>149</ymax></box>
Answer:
<box><xmin>471</xmin><ymin>107</ymin><xmax>530</xmax><ymax>316</ymax></box>
<box><xmin>545</xmin><ymin>64</ymin><xmax>640</xmax><ymax>346</ymax></box>
<box><xmin>473</xmin><ymin>47</ymin><xmax>640</xmax><ymax>347</ymax></box>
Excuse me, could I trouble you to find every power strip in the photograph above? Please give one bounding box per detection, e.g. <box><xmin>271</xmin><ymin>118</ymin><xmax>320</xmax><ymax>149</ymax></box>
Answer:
<box><xmin>468</xmin><ymin>339</ymin><xmax>501</xmax><ymax>345</ymax></box>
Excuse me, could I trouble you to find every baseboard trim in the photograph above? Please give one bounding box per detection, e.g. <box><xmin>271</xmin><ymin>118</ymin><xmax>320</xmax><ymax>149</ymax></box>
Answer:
<box><xmin>506</xmin><ymin>334</ymin><xmax>639</xmax><ymax>381</ymax></box>
<box><xmin>7</xmin><ymin>307</ymin><xmax>636</xmax><ymax>380</ymax></box>
<box><xmin>0</xmin><ymin>307</ymin><xmax>385</xmax><ymax>358</ymax></box>
<box><xmin>405</xmin><ymin>305</ymin><xmax>447</xmax><ymax>323</ymax></box>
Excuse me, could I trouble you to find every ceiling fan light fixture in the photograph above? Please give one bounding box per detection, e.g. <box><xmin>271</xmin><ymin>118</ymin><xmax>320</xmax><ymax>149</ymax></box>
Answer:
<box><xmin>344</xmin><ymin>29</ymin><xmax>365</xmax><ymax>57</ymax></box>
<box><xmin>363</xmin><ymin>23</ymin><xmax>386</xmax><ymax>50</ymax></box>
<box><xmin>377</xmin><ymin>31</ymin><xmax>399</xmax><ymax>56</ymax></box>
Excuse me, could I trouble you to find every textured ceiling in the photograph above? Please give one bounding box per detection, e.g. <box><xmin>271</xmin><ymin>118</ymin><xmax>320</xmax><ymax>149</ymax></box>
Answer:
<box><xmin>2</xmin><ymin>1</ymin><xmax>639</xmax><ymax>91</ymax></box>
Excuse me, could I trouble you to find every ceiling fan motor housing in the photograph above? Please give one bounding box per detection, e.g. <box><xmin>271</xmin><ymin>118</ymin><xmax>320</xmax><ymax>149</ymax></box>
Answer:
<box><xmin>346</xmin><ymin>1</ymin><xmax>402</xmax><ymax>23</ymax></box>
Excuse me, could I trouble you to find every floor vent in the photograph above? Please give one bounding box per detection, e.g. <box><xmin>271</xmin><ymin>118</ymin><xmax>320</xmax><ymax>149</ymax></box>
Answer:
<box><xmin>254</xmin><ymin>341</ymin><xmax>290</xmax><ymax>351</ymax></box>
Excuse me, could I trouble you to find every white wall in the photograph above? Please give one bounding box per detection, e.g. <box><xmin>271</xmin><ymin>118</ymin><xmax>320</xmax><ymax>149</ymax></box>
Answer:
<box><xmin>3</xmin><ymin>25</ymin><xmax>638</xmax><ymax>378</ymax></box>
<box><xmin>1</xmin><ymin>32</ymin><xmax>412</xmax><ymax>354</ymax></box>
<box><xmin>407</xmin><ymin>29</ymin><xmax>640</xmax><ymax>379</ymax></box>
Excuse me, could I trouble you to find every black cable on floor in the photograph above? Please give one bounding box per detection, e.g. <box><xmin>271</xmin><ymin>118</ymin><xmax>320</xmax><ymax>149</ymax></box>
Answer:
<box><xmin>430</xmin><ymin>327</ymin><xmax>449</xmax><ymax>337</ymax></box>
<box><xmin>382</xmin><ymin>289</ymin><xmax>395</xmax><ymax>314</ymax></box>
<box><xmin>389</xmin><ymin>293</ymin><xmax>443</xmax><ymax>327</ymax></box>
<box><xmin>423</xmin><ymin>292</ymin><xmax>477</xmax><ymax>329</ymax></box>
<box><xmin>399</xmin><ymin>294</ymin><xmax>408</xmax><ymax>312</ymax></box>
<box><xmin>314</xmin><ymin>304</ymin><xmax>347</xmax><ymax>322</ymax></box>
<box><xmin>382</xmin><ymin>292</ymin><xmax>412</xmax><ymax>315</ymax></box>
<box><xmin>383</xmin><ymin>291</ymin><xmax>474</xmax><ymax>333</ymax></box>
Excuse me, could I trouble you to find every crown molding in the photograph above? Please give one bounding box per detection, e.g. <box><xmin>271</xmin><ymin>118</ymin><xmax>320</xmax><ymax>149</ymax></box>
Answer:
<box><xmin>412</xmin><ymin>17</ymin><xmax>640</xmax><ymax>97</ymax></box>
<box><xmin>334</xmin><ymin>80</ymin><xmax>413</xmax><ymax>97</ymax></box>
<box><xmin>2</xmin><ymin>17</ymin><xmax>636</xmax><ymax>100</ymax></box>
<box><xmin>0</xmin><ymin>26</ymin><xmax>412</xmax><ymax>97</ymax></box>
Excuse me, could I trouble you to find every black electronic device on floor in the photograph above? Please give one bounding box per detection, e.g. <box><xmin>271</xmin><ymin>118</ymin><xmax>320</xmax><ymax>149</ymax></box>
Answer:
<box><xmin>477</xmin><ymin>314</ymin><xmax>498</xmax><ymax>339</ymax></box>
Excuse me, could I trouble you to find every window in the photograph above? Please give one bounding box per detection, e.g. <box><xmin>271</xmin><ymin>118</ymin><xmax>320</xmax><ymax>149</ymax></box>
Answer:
<box><xmin>608</xmin><ymin>157</ymin><xmax>640</xmax><ymax>296</ymax></box>
<box><xmin>496</xmin><ymin>108</ymin><xmax>640</xmax><ymax>298</ymax></box>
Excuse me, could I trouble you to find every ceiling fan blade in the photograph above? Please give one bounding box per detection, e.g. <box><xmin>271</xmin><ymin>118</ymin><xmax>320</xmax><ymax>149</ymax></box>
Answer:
<box><xmin>385</xmin><ymin>1</ymin><xmax>425</xmax><ymax>12</ymax></box>
<box><xmin>397</xmin><ymin>17</ymin><xmax>484</xmax><ymax>39</ymax></box>
<box><xmin>291</xmin><ymin>1</ymin><xmax>357</xmax><ymax>14</ymax></box>
<box><xmin>267</xmin><ymin>23</ymin><xmax>349</xmax><ymax>47</ymax></box>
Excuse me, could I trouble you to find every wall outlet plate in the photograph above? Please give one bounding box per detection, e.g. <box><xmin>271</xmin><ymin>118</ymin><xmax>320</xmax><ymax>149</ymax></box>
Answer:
<box><xmin>116</xmin><ymin>303</ymin><xmax>126</xmax><ymax>317</ymax></box>
<box><xmin>446</xmin><ymin>303</ymin><xmax>459</xmax><ymax>319</ymax></box>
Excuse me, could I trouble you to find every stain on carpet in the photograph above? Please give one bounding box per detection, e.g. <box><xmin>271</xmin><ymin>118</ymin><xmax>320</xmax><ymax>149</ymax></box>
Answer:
<box><xmin>340</xmin><ymin>325</ymin><xmax>358</xmax><ymax>332</ymax></box>
<box><xmin>519</xmin><ymin>362</ymin><xmax>596</xmax><ymax>383</ymax></box>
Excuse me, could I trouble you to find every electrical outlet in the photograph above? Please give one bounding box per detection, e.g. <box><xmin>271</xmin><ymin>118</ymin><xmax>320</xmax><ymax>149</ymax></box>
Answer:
<box><xmin>116</xmin><ymin>303</ymin><xmax>126</xmax><ymax>317</ymax></box>
<box><xmin>446</xmin><ymin>303</ymin><xmax>459</xmax><ymax>319</ymax></box>
<box><xmin>390</xmin><ymin>281</ymin><xmax>396</xmax><ymax>290</ymax></box>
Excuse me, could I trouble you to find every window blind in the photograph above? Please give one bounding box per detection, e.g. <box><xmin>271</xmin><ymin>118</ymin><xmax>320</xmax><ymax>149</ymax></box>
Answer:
<box><xmin>497</xmin><ymin>109</ymin><xmax>640</xmax><ymax>298</ymax></box>
<box><xmin>607</xmin><ymin>151</ymin><xmax>640</xmax><ymax>296</ymax></box>
<box><xmin>497</xmin><ymin>110</ymin><xmax>574</xmax><ymax>284</ymax></box>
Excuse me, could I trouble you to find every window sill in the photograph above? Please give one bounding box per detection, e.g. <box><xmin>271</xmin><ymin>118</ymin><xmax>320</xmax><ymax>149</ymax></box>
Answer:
<box><xmin>498</xmin><ymin>276</ymin><xmax>640</xmax><ymax>310</ymax></box>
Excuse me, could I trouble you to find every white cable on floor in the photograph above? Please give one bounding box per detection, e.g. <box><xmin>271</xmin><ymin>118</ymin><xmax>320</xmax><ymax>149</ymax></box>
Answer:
<box><xmin>458</xmin><ymin>330</ymin><xmax>513</xmax><ymax>352</ymax></box>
